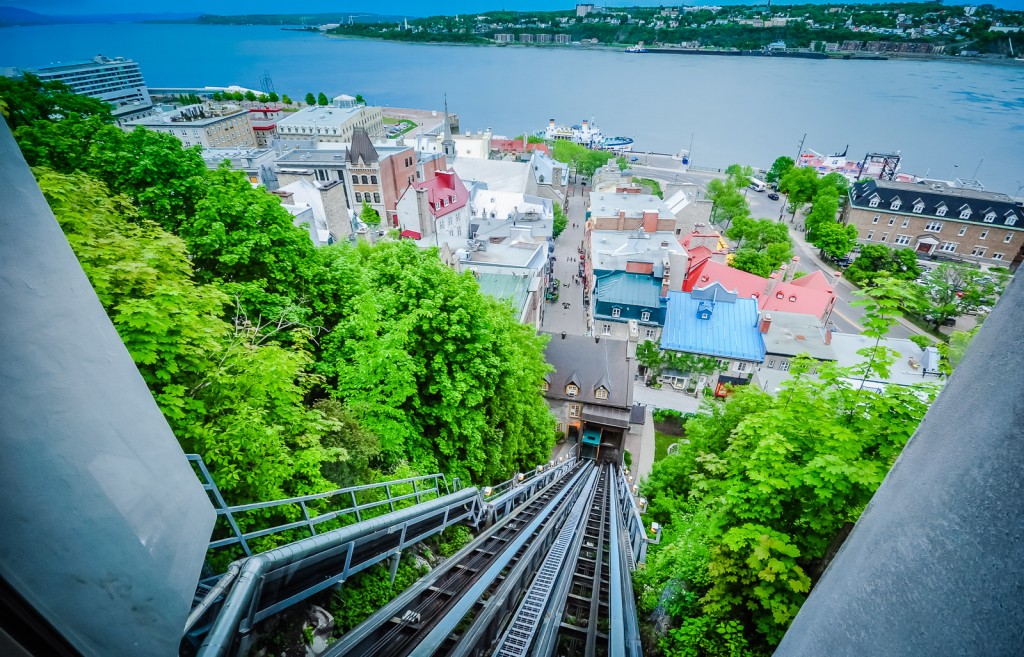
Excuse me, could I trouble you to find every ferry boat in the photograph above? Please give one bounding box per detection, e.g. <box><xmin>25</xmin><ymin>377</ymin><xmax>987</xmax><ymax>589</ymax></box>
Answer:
<box><xmin>625</xmin><ymin>42</ymin><xmax>648</xmax><ymax>53</ymax></box>
<box><xmin>539</xmin><ymin>118</ymin><xmax>634</xmax><ymax>152</ymax></box>
<box><xmin>797</xmin><ymin>147</ymin><xmax>916</xmax><ymax>183</ymax></box>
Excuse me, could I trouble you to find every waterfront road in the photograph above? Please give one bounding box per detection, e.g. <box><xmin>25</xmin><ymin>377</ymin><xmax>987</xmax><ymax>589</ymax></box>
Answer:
<box><xmin>541</xmin><ymin>184</ymin><xmax>590</xmax><ymax>337</ymax></box>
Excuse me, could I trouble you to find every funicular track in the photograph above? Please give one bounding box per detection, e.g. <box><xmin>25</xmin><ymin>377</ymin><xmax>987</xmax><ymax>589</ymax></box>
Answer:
<box><xmin>322</xmin><ymin>461</ymin><xmax>596</xmax><ymax>657</ymax></box>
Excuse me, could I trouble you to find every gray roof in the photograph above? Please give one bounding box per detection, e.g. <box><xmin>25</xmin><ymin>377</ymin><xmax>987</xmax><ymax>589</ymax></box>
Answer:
<box><xmin>849</xmin><ymin>179</ymin><xmax>1023</xmax><ymax>229</ymax></box>
<box><xmin>347</xmin><ymin>127</ymin><xmax>379</xmax><ymax>165</ymax></box>
<box><xmin>761</xmin><ymin>311</ymin><xmax>834</xmax><ymax>360</ymax></box>
<box><xmin>543</xmin><ymin>334</ymin><xmax>633</xmax><ymax>410</ymax></box>
<box><xmin>589</xmin><ymin>191</ymin><xmax>675</xmax><ymax>220</ymax></box>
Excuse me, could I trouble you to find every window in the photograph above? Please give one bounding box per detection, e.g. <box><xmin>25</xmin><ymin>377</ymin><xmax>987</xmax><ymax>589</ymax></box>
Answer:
<box><xmin>354</xmin><ymin>192</ymin><xmax>362</xmax><ymax>203</ymax></box>
<box><xmin>640</xmin><ymin>310</ymin><xmax>651</xmax><ymax>322</ymax></box>
<box><xmin>361</xmin><ymin>175</ymin><xmax>369</xmax><ymax>185</ymax></box>
<box><xmin>937</xmin><ymin>206</ymin><xmax>948</xmax><ymax>217</ymax></box>
<box><xmin>939</xmin><ymin>242</ymin><xmax>958</xmax><ymax>253</ymax></box>
<box><xmin>644</xmin><ymin>327</ymin><xmax>656</xmax><ymax>339</ymax></box>
<box><xmin>902</xmin><ymin>218</ymin><xmax>910</xmax><ymax>228</ymax></box>
<box><xmin>890</xmin><ymin>199</ymin><xmax>901</xmax><ymax>211</ymax></box>
<box><xmin>979</xmin><ymin>230</ymin><xmax>988</xmax><ymax>240</ymax></box>
<box><xmin>555</xmin><ymin>421</ymin><xmax>565</xmax><ymax>433</ymax></box>
<box><xmin>780</xmin><ymin>361</ymin><xmax>790</xmax><ymax>372</ymax></box>
<box><xmin>871</xmin><ymin>215</ymin><xmax>879</xmax><ymax>224</ymax></box>
<box><xmin>894</xmin><ymin>235</ymin><xmax>911</xmax><ymax>245</ymax></box>
<box><xmin>370</xmin><ymin>175</ymin><xmax>378</xmax><ymax>184</ymax></box>
<box><xmin>913</xmin><ymin>202</ymin><xmax>925</xmax><ymax>213</ymax></box>
<box><xmin>767</xmin><ymin>359</ymin><xmax>775</xmax><ymax>369</ymax></box>
<box><xmin>958</xmin><ymin>226</ymin><xmax>968</xmax><ymax>237</ymax></box>
<box><xmin>735</xmin><ymin>362</ymin><xmax>748</xmax><ymax>372</ymax></box>
<box><xmin>1005</xmin><ymin>232</ymin><xmax>1014</xmax><ymax>243</ymax></box>
<box><xmin>374</xmin><ymin>193</ymin><xmax>381</xmax><ymax>203</ymax></box>
<box><xmin>541</xmin><ymin>381</ymin><xmax>549</xmax><ymax>392</ymax></box>
<box><xmin>611</xmin><ymin>307</ymin><xmax>621</xmax><ymax>318</ymax></box>
<box><xmin>568</xmin><ymin>403</ymin><xmax>581</xmax><ymax>419</ymax></box>
<box><xmin>866</xmin><ymin>230</ymin><xmax>875</xmax><ymax>240</ymax></box>
<box><xmin>1007</xmin><ymin>217</ymin><xmax>1018</xmax><ymax>226</ymax></box>
<box><xmin>602</xmin><ymin>323</ymin><xmax>611</xmax><ymax>335</ymax></box>
<box><xmin>971</xmin><ymin>247</ymin><xmax>986</xmax><ymax>257</ymax></box>
<box><xmin>887</xmin><ymin>217</ymin><xmax>896</xmax><ymax>226</ymax></box>
<box><xmin>993</xmin><ymin>253</ymin><xmax>1005</xmax><ymax>261</ymax></box>
<box><xmin>924</xmin><ymin>221</ymin><xmax>943</xmax><ymax>232</ymax></box>
<box><xmin>984</xmin><ymin>212</ymin><xmax>996</xmax><ymax>223</ymax></box>
<box><xmin>595</xmin><ymin>387</ymin><xmax>609</xmax><ymax>400</ymax></box>
<box><xmin>960</xmin><ymin>208</ymin><xmax>972</xmax><ymax>220</ymax></box>
<box><xmin>566</xmin><ymin>384</ymin><xmax>579</xmax><ymax>398</ymax></box>
<box><xmin>880</xmin><ymin>232</ymin><xmax>889</xmax><ymax>242</ymax></box>
<box><xmin>869</xmin><ymin>197</ymin><xmax>880</xmax><ymax>208</ymax></box>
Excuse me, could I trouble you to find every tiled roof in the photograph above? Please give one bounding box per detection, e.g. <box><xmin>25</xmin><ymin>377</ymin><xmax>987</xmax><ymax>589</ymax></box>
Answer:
<box><xmin>414</xmin><ymin>170</ymin><xmax>469</xmax><ymax>218</ymax></box>
<box><xmin>849</xmin><ymin>179</ymin><xmax>1023</xmax><ymax>229</ymax></box>
<box><xmin>661</xmin><ymin>290</ymin><xmax>765</xmax><ymax>362</ymax></box>
<box><xmin>595</xmin><ymin>272</ymin><xmax>663</xmax><ymax>307</ymax></box>
<box><xmin>683</xmin><ymin>260</ymin><xmax>766</xmax><ymax>298</ymax></box>
<box><xmin>762</xmin><ymin>271</ymin><xmax>836</xmax><ymax>319</ymax></box>
<box><xmin>543</xmin><ymin>334</ymin><xmax>633</xmax><ymax>409</ymax></box>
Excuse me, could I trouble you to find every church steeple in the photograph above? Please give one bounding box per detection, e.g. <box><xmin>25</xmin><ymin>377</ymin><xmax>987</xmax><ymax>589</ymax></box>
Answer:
<box><xmin>442</xmin><ymin>95</ymin><xmax>455</xmax><ymax>159</ymax></box>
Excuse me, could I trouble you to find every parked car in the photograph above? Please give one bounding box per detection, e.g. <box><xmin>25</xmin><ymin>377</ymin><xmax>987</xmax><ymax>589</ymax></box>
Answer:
<box><xmin>767</xmin><ymin>192</ymin><xmax>780</xmax><ymax>201</ymax></box>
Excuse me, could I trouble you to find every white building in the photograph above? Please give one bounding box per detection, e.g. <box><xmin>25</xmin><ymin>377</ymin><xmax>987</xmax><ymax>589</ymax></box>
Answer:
<box><xmin>125</xmin><ymin>104</ymin><xmax>256</xmax><ymax>149</ymax></box>
<box><xmin>276</xmin><ymin>94</ymin><xmax>385</xmax><ymax>143</ymax></box>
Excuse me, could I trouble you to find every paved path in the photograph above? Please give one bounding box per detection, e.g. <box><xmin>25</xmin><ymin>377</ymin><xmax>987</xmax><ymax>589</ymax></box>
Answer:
<box><xmin>622</xmin><ymin>406</ymin><xmax>655</xmax><ymax>485</ymax></box>
<box><xmin>541</xmin><ymin>185</ymin><xmax>590</xmax><ymax>336</ymax></box>
<box><xmin>632</xmin><ymin>381</ymin><xmax>703</xmax><ymax>414</ymax></box>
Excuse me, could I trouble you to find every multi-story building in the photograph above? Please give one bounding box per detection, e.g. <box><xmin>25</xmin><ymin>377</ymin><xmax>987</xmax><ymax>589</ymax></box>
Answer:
<box><xmin>844</xmin><ymin>179</ymin><xmax>1024</xmax><ymax>269</ymax></box>
<box><xmin>200</xmin><ymin>147</ymin><xmax>279</xmax><ymax>188</ymax></box>
<box><xmin>11</xmin><ymin>54</ymin><xmax>154</xmax><ymax>125</ymax></box>
<box><xmin>554</xmin><ymin>34</ymin><xmax>572</xmax><ymax>44</ymax></box>
<box><xmin>274</xmin><ymin>128</ymin><xmax>417</xmax><ymax>227</ymax></box>
<box><xmin>396</xmin><ymin>169</ymin><xmax>471</xmax><ymax>247</ymax></box>
<box><xmin>588</xmin><ymin>192</ymin><xmax>677</xmax><ymax>233</ymax></box>
<box><xmin>125</xmin><ymin>104</ymin><xmax>256</xmax><ymax>149</ymax></box>
<box><xmin>248</xmin><ymin>107</ymin><xmax>283</xmax><ymax>147</ymax></box>
<box><xmin>276</xmin><ymin>94</ymin><xmax>384</xmax><ymax>144</ymax></box>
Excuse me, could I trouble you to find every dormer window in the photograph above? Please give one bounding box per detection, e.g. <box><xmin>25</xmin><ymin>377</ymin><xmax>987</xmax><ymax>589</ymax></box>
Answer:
<box><xmin>984</xmin><ymin>212</ymin><xmax>996</xmax><ymax>223</ymax></box>
<box><xmin>890</xmin><ymin>198</ymin><xmax>902</xmax><ymax>211</ymax></box>
<box><xmin>1008</xmin><ymin>217</ymin><xmax>1018</xmax><ymax>227</ymax></box>
<box><xmin>595</xmin><ymin>387</ymin><xmax>609</xmax><ymax>400</ymax></box>
<box><xmin>960</xmin><ymin>208</ymin><xmax>972</xmax><ymax>219</ymax></box>
<box><xmin>611</xmin><ymin>307</ymin><xmax>621</xmax><ymax>318</ymax></box>
<box><xmin>566</xmin><ymin>384</ymin><xmax>579</xmax><ymax>397</ymax></box>
<box><xmin>541</xmin><ymin>381</ymin><xmax>549</xmax><ymax>392</ymax></box>
<box><xmin>640</xmin><ymin>310</ymin><xmax>651</xmax><ymax>322</ymax></box>
<box><xmin>869</xmin><ymin>197</ymin><xmax>880</xmax><ymax>208</ymax></box>
<box><xmin>914</xmin><ymin>202</ymin><xmax>925</xmax><ymax>213</ymax></box>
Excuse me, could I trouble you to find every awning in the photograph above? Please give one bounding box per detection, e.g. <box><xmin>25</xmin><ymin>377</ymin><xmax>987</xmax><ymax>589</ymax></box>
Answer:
<box><xmin>400</xmin><ymin>229</ymin><xmax>421</xmax><ymax>239</ymax></box>
<box><xmin>582</xmin><ymin>428</ymin><xmax>602</xmax><ymax>446</ymax></box>
<box><xmin>581</xmin><ymin>404</ymin><xmax>631</xmax><ymax>429</ymax></box>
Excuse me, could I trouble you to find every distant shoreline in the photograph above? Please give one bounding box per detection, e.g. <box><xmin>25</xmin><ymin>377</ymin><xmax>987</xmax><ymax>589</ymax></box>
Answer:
<box><xmin>322</xmin><ymin>31</ymin><xmax>1024</xmax><ymax>67</ymax></box>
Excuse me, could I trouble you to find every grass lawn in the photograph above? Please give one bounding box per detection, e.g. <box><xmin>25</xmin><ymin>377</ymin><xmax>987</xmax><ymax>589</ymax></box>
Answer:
<box><xmin>654</xmin><ymin>431</ymin><xmax>683</xmax><ymax>463</ymax></box>
<box><xmin>383</xmin><ymin>117</ymin><xmax>417</xmax><ymax>137</ymax></box>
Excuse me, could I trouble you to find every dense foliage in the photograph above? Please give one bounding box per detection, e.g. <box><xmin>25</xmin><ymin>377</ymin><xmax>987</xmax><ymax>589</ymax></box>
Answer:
<box><xmin>636</xmin><ymin>357</ymin><xmax>935</xmax><ymax>655</ymax></box>
<box><xmin>4</xmin><ymin>74</ymin><xmax>557</xmax><ymax>506</ymax></box>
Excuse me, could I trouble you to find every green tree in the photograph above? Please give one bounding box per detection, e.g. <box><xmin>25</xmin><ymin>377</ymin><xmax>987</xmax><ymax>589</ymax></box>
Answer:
<box><xmin>553</xmin><ymin>203</ymin><xmax>567</xmax><ymax>238</ymax></box>
<box><xmin>843</xmin><ymin>244</ymin><xmax>921</xmax><ymax>285</ymax></box>
<box><xmin>812</xmin><ymin>220</ymin><xmax>859</xmax><ymax>262</ymax></box>
<box><xmin>850</xmin><ymin>276</ymin><xmax>915</xmax><ymax>388</ymax></box>
<box><xmin>258</xmin><ymin>93</ymin><xmax>269</xmax><ymax>103</ymax></box>
<box><xmin>317</xmin><ymin>92</ymin><xmax>330</xmax><ymax>106</ymax></box>
<box><xmin>231</xmin><ymin>91</ymin><xmax>245</xmax><ymax>101</ymax></box>
<box><xmin>705</xmin><ymin>177</ymin><xmax>749</xmax><ymax>229</ymax></box>
<box><xmin>360</xmin><ymin>200</ymin><xmax>381</xmax><ymax>227</ymax></box>
<box><xmin>765</xmin><ymin>156</ymin><xmax>795</xmax><ymax>185</ymax></box>
<box><xmin>268</xmin><ymin>91</ymin><xmax>279</xmax><ymax>103</ymax></box>
<box><xmin>212</xmin><ymin>91</ymin><xmax>224</xmax><ymax>102</ymax></box>
<box><xmin>726</xmin><ymin>217</ymin><xmax>792</xmax><ymax>275</ymax></box>
<box><xmin>616</xmin><ymin>155</ymin><xmax>629</xmax><ymax>171</ymax></box>
<box><xmin>724</xmin><ymin>163</ymin><xmax>754</xmax><ymax>189</ymax></box>
<box><xmin>635</xmin><ymin>339</ymin><xmax>662</xmax><ymax>381</ymax></box>
<box><xmin>355</xmin><ymin>94</ymin><xmax>366</xmax><ymax>104</ymax></box>
<box><xmin>778</xmin><ymin>166</ymin><xmax>819</xmax><ymax>220</ymax></box>
<box><xmin>244</xmin><ymin>90</ymin><xmax>258</xmax><ymax>102</ymax></box>
<box><xmin>914</xmin><ymin>262</ymin><xmax>1005</xmax><ymax>329</ymax></box>
<box><xmin>282</xmin><ymin>94</ymin><xmax>292</xmax><ymax>105</ymax></box>
<box><xmin>0</xmin><ymin>73</ymin><xmax>112</xmax><ymax>129</ymax></box>
<box><xmin>305</xmin><ymin>92</ymin><xmax>316</xmax><ymax>106</ymax></box>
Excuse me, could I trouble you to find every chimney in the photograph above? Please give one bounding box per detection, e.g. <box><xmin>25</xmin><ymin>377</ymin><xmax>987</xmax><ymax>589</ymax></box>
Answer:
<box><xmin>779</xmin><ymin>263</ymin><xmax>789</xmax><ymax>282</ymax></box>
<box><xmin>561</xmin><ymin>330</ymin><xmax>567</xmax><ymax>340</ymax></box>
<box><xmin>760</xmin><ymin>312</ymin><xmax>773</xmax><ymax>334</ymax></box>
<box><xmin>766</xmin><ymin>272</ymin><xmax>783</xmax><ymax>298</ymax></box>
<box><xmin>642</xmin><ymin>210</ymin><xmax>659</xmax><ymax>233</ymax></box>
<box><xmin>825</xmin><ymin>326</ymin><xmax>833</xmax><ymax>345</ymax></box>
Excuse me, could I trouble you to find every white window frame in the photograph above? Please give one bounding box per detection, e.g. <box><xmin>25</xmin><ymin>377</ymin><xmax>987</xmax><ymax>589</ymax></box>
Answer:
<box><xmin>960</xmin><ymin>209</ymin><xmax>972</xmax><ymax>220</ymax></box>
<box><xmin>894</xmin><ymin>235</ymin><xmax>911</xmax><ymax>246</ymax></box>
<box><xmin>890</xmin><ymin>199</ymin><xmax>901</xmax><ymax>211</ymax></box>
<box><xmin>869</xmin><ymin>197</ymin><xmax>880</xmax><ymax>208</ymax></box>
<box><xmin>595</xmin><ymin>387</ymin><xmax>609</xmax><ymax>400</ymax></box>
<box><xmin>1007</xmin><ymin>217</ymin><xmax>1018</xmax><ymax>226</ymax></box>
<box><xmin>936</xmin><ymin>206</ymin><xmax>948</xmax><ymax>217</ymax></box>
<box><xmin>880</xmin><ymin>232</ymin><xmax>889</xmax><ymax>242</ymax></box>
<box><xmin>993</xmin><ymin>253</ymin><xmax>1005</xmax><ymax>261</ymax></box>
<box><xmin>888</xmin><ymin>216</ymin><xmax>896</xmax><ymax>226</ymax></box>
<box><xmin>924</xmin><ymin>221</ymin><xmax>943</xmax><ymax>233</ymax></box>
<box><xmin>601</xmin><ymin>323</ymin><xmax>612</xmax><ymax>335</ymax></box>
<box><xmin>866</xmin><ymin>230</ymin><xmax>875</xmax><ymax>240</ymax></box>
<box><xmin>1005</xmin><ymin>233</ymin><xmax>1014</xmax><ymax>243</ymax></box>
<box><xmin>780</xmin><ymin>361</ymin><xmax>790</xmax><ymax>372</ymax></box>
<box><xmin>984</xmin><ymin>212</ymin><xmax>996</xmax><ymax>223</ymax></box>
<box><xmin>566</xmin><ymin>384</ymin><xmax>579</xmax><ymax>397</ymax></box>
<box><xmin>568</xmin><ymin>403</ymin><xmax>581</xmax><ymax>419</ymax></box>
<box><xmin>871</xmin><ymin>215</ymin><xmax>879</xmax><ymax>224</ymax></box>
<box><xmin>939</xmin><ymin>242</ymin><xmax>958</xmax><ymax>253</ymax></box>
<box><xmin>735</xmin><ymin>362</ymin><xmax>748</xmax><ymax>372</ymax></box>
<box><xmin>902</xmin><ymin>218</ymin><xmax>910</xmax><ymax>227</ymax></box>
<box><xmin>958</xmin><ymin>226</ymin><xmax>968</xmax><ymax>237</ymax></box>
<box><xmin>640</xmin><ymin>310</ymin><xmax>651</xmax><ymax>322</ymax></box>
<box><xmin>611</xmin><ymin>307</ymin><xmax>621</xmax><ymax>318</ymax></box>
<box><xmin>913</xmin><ymin>203</ymin><xmax>924</xmax><ymax>213</ymax></box>
<box><xmin>971</xmin><ymin>247</ymin><xmax>986</xmax><ymax>257</ymax></box>
<box><xmin>767</xmin><ymin>359</ymin><xmax>775</xmax><ymax>369</ymax></box>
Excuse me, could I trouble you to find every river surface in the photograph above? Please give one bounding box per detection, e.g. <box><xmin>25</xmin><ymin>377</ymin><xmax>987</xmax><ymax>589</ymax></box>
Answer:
<box><xmin>3</xmin><ymin>23</ymin><xmax>1023</xmax><ymax>193</ymax></box>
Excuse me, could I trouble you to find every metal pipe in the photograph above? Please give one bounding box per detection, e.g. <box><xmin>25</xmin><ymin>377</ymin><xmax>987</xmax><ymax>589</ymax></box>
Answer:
<box><xmin>184</xmin><ymin>562</ymin><xmax>241</xmax><ymax>634</ymax></box>
<box><xmin>196</xmin><ymin>486</ymin><xmax>479</xmax><ymax>657</ymax></box>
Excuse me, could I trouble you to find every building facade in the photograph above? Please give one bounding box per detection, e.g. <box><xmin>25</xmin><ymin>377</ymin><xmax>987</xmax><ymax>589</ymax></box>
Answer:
<box><xmin>844</xmin><ymin>179</ymin><xmax>1024</xmax><ymax>269</ymax></box>
<box><xmin>276</xmin><ymin>94</ymin><xmax>384</xmax><ymax>144</ymax></box>
<box><xmin>125</xmin><ymin>104</ymin><xmax>256</xmax><ymax>149</ymax></box>
<box><xmin>588</xmin><ymin>192</ymin><xmax>677</xmax><ymax>233</ymax></box>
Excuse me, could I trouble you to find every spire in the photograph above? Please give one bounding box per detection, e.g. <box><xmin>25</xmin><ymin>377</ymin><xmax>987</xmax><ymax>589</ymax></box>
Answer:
<box><xmin>442</xmin><ymin>94</ymin><xmax>455</xmax><ymax>159</ymax></box>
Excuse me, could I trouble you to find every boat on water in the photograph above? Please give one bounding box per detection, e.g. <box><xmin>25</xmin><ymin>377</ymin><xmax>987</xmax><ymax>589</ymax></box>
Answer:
<box><xmin>625</xmin><ymin>42</ymin><xmax>648</xmax><ymax>53</ymax></box>
<box><xmin>539</xmin><ymin>118</ymin><xmax>634</xmax><ymax>152</ymax></box>
<box><xmin>798</xmin><ymin>147</ymin><xmax>917</xmax><ymax>183</ymax></box>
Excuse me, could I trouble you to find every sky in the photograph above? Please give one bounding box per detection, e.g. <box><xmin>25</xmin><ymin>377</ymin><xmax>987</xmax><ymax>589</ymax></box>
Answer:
<box><xmin>9</xmin><ymin>0</ymin><xmax>1024</xmax><ymax>17</ymax></box>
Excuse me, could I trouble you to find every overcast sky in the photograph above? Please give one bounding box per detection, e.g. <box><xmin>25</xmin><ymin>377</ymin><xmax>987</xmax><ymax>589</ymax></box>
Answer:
<box><xmin>11</xmin><ymin>0</ymin><xmax>1024</xmax><ymax>16</ymax></box>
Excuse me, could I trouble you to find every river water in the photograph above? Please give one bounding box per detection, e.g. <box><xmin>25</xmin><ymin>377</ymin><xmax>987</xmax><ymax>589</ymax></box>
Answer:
<box><xmin>3</xmin><ymin>23</ymin><xmax>1023</xmax><ymax>193</ymax></box>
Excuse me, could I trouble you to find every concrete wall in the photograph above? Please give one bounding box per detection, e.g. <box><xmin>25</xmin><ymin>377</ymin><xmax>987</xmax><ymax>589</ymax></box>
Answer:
<box><xmin>775</xmin><ymin>273</ymin><xmax>1024</xmax><ymax>656</ymax></box>
<box><xmin>0</xmin><ymin>119</ymin><xmax>215</xmax><ymax>655</ymax></box>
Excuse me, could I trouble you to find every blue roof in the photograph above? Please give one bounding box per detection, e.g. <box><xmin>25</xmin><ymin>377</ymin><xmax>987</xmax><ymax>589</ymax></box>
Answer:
<box><xmin>661</xmin><ymin>291</ymin><xmax>766</xmax><ymax>362</ymax></box>
<box><xmin>595</xmin><ymin>272</ymin><xmax>663</xmax><ymax>307</ymax></box>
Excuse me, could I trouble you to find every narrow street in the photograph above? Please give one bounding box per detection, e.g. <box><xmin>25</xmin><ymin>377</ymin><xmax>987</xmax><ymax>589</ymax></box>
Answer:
<box><xmin>541</xmin><ymin>183</ymin><xmax>590</xmax><ymax>337</ymax></box>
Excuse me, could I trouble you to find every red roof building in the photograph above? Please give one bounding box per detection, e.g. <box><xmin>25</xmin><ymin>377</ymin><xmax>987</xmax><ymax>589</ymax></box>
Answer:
<box><xmin>396</xmin><ymin>169</ymin><xmax>471</xmax><ymax>247</ymax></box>
<box><xmin>490</xmin><ymin>137</ymin><xmax>550</xmax><ymax>157</ymax></box>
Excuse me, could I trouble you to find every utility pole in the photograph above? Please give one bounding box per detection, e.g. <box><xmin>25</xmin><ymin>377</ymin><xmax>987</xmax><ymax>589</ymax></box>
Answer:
<box><xmin>795</xmin><ymin>132</ymin><xmax>806</xmax><ymax>163</ymax></box>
